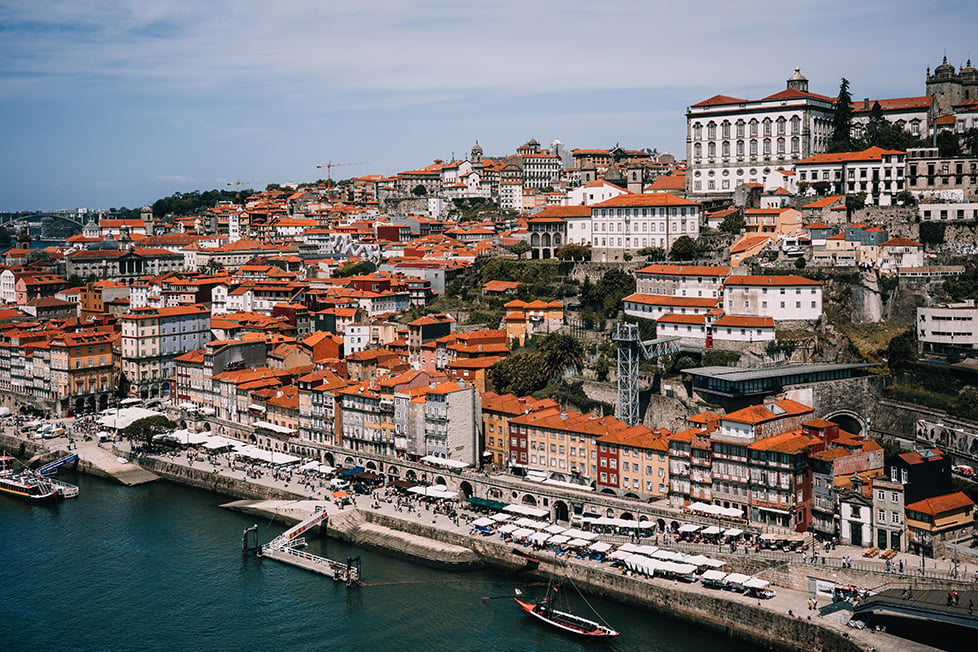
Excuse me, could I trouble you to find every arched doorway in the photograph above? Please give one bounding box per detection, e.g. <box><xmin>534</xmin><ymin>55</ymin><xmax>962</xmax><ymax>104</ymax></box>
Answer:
<box><xmin>620</xmin><ymin>512</ymin><xmax>635</xmax><ymax>520</ymax></box>
<box><xmin>487</xmin><ymin>487</ymin><xmax>502</xmax><ymax>499</ymax></box>
<box><xmin>459</xmin><ymin>481</ymin><xmax>474</xmax><ymax>499</ymax></box>
<box><xmin>386</xmin><ymin>465</ymin><xmax>399</xmax><ymax>477</ymax></box>
<box><xmin>406</xmin><ymin>470</ymin><xmax>417</xmax><ymax>481</ymax></box>
<box><xmin>323</xmin><ymin>452</ymin><xmax>335</xmax><ymax>467</ymax></box>
<box><xmin>600</xmin><ymin>488</ymin><xmax>616</xmax><ymax>496</ymax></box>
<box><xmin>366</xmin><ymin>461</ymin><xmax>378</xmax><ymax>471</ymax></box>
<box><xmin>434</xmin><ymin>475</ymin><xmax>447</xmax><ymax>487</ymax></box>
<box><xmin>98</xmin><ymin>394</ymin><xmax>108</xmax><ymax>411</ymax></box>
<box><xmin>521</xmin><ymin>494</ymin><xmax>537</xmax><ymax>506</ymax></box>
<box><xmin>74</xmin><ymin>397</ymin><xmax>84</xmax><ymax>415</ymax></box>
<box><xmin>553</xmin><ymin>500</ymin><xmax>570</xmax><ymax>523</ymax></box>
<box><xmin>657</xmin><ymin>518</ymin><xmax>666</xmax><ymax>532</ymax></box>
<box><xmin>344</xmin><ymin>456</ymin><xmax>355</xmax><ymax>466</ymax></box>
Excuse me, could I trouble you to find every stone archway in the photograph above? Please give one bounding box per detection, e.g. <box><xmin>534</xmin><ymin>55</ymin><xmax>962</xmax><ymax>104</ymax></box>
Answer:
<box><xmin>366</xmin><ymin>461</ymin><xmax>378</xmax><ymax>471</ymax></box>
<box><xmin>458</xmin><ymin>481</ymin><xmax>474</xmax><ymax>499</ymax></box>
<box><xmin>98</xmin><ymin>394</ymin><xmax>109</xmax><ymax>411</ymax></box>
<box><xmin>406</xmin><ymin>469</ymin><xmax>418</xmax><ymax>481</ymax></box>
<box><xmin>620</xmin><ymin>512</ymin><xmax>635</xmax><ymax>520</ymax></box>
<box><xmin>552</xmin><ymin>500</ymin><xmax>570</xmax><ymax>523</ymax></box>
<box><xmin>600</xmin><ymin>488</ymin><xmax>617</xmax><ymax>496</ymax></box>
<box><xmin>670</xmin><ymin>520</ymin><xmax>680</xmax><ymax>532</ymax></box>
<box><xmin>521</xmin><ymin>494</ymin><xmax>537</xmax><ymax>506</ymax></box>
<box><xmin>323</xmin><ymin>452</ymin><xmax>335</xmax><ymax>467</ymax></box>
<box><xmin>386</xmin><ymin>465</ymin><xmax>399</xmax><ymax>477</ymax></box>
<box><xmin>823</xmin><ymin>410</ymin><xmax>866</xmax><ymax>436</ymax></box>
<box><xmin>487</xmin><ymin>487</ymin><xmax>502</xmax><ymax>499</ymax></box>
<box><xmin>434</xmin><ymin>475</ymin><xmax>447</xmax><ymax>487</ymax></box>
<box><xmin>74</xmin><ymin>397</ymin><xmax>85</xmax><ymax>415</ymax></box>
<box><xmin>344</xmin><ymin>456</ymin><xmax>355</xmax><ymax>466</ymax></box>
<box><xmin>657</xmin><ymin>518</ymin><xmax>666</xmax><ymax>532</ymax></box>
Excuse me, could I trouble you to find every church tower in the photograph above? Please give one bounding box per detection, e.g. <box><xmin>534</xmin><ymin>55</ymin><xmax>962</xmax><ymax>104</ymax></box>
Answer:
<box><xmin>470</xmin><ymin>140</ymin><xmax>483</xmax><ymax>165</ymax></box>
<box><xmin>926</xmin><ymin>56</ymin><xmax>962</xmax><ymax>115</ymax></box>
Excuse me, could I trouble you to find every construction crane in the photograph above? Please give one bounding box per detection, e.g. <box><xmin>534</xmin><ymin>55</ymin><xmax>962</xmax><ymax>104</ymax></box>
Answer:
<box><xmin>612</xmin><ymin>322</ymin><xmax>681</xmax><ymax>426</ymax></box>
<box><xmin>225</xmin><ymin>180</ymin><xmax>275</xmax><ymax>204</ymax></box>
<box><xmin>315</xmin><ymin>161</ymin><xmax>371</xmax><ymax>187</ymax></box>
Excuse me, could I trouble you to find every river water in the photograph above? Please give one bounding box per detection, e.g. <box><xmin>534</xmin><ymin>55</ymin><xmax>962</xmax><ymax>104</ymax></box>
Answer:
<box><xmin>0</xmin><ymin>473</ymin><xmax>755</xmax><ymax>652</ymax></box>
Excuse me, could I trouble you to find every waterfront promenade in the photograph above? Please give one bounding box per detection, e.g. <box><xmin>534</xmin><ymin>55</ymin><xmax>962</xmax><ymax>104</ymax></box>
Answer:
<box><xmin>4</xmin><ymin>425</ymin><xmax>955</xmax><ymax>651</ymax></box>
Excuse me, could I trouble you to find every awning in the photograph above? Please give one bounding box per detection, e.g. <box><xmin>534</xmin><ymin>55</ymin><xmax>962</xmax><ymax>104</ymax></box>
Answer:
<box><xmin>678</xmin><ymin>524</ymin><xmax>701</xmax><ymax>533</ymax></box>
<box><xmin>503</xmin><ymin>504</ymin><xmax>549</xmax><ymax>519</ymax></box>
<box><xmin>701</xmin><ymin>570</ymin><xmax>727</xmax><ymax>582</ymax></box>
<box><xmin>338</xmin><ymin>466</ymin><xmax>365</xmax><ymax>478</ymax></box>
<box><xmin>490</xmin><ymin>512</ymin><xmax>512</xmax><ymax>522</ymax></box>
<box><xmin>589</xmin><ymin>541</ymin><xmax>613</xmax><ymax>553</ymax></box>
<box><xmin>389</xmin><ymin>479</ymin><xmax>418</xmax><ymax>490</ymax></box>
<box><xmin>701</xmin><ymin>526</ymin><xmax>722</xmax><ymax>536</ymax></box>
<box><xmin>472</xmin><ymin>517</ymin><xmax>495</xmax><ymax>528</ymax></box>
<box><xmin>724</xmin><ymin>528</ymin><xmax>744</xmax><ymax>537</ymax></box>
<box><xmin>420</xmin><ymin>455</ymin><xmax>470</xmax><ymax>469</ymax></box>
<box><xmin>466</xmin><ymin>496</ymin><xmax>508</xmax><ymax>511</ymax></box>
<box><xmin>744</xmin><ymin>577</ymin><xmax>770</xmax><ymax>590</ymax></box>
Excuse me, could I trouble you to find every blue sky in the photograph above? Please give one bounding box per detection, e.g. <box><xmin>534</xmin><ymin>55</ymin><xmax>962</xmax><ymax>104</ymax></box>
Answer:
<box><xmin>2</xmin><ymin>1</ymin><xmax>976</xmax><ymax>211</ymax></box>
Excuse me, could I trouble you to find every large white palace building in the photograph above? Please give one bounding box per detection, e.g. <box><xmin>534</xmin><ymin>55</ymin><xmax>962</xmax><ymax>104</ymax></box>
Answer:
<box><xmin>685</xmin><ymin>68</ymin><xmax>835</xmax><ymax>197</ymax></box>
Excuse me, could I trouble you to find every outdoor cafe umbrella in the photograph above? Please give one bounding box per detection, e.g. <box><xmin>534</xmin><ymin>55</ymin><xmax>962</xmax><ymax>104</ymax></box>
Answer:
<box><xmin>332</xmin><ymin>490</ymin><xmax>350</xmax><ymax>498</ymax></box>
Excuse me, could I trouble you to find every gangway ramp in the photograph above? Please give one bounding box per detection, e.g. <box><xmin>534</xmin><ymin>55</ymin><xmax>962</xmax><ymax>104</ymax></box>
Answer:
<box><xmin>256</xmin><ymin>506</ymin><xmax>362</xmax><ymax>585</ymax></box>
<box><xmin>37</xmin><ymin>453</ymin><xmax>79</xmax><ymax>476</ymax></box>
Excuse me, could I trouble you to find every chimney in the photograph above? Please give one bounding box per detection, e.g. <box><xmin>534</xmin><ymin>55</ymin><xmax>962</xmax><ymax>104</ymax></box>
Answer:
<box><xmin>863</xmin><ymin>98</ymin><xmax>869</xmax><ymax>110</ymax></box>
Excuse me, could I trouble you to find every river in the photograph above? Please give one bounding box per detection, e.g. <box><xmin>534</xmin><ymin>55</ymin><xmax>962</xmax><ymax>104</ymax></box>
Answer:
<box><xmin>0</xmin><ymin>473</ymin><xmax>756</xmax><ymax>651</ymax></box>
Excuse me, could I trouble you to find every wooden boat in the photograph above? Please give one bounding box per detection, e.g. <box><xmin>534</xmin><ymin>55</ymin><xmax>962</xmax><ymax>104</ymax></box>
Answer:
<box><xmin>513</xmin><ymin>582</ymin><xmax>619</xmax><ymax>639</ymax></box>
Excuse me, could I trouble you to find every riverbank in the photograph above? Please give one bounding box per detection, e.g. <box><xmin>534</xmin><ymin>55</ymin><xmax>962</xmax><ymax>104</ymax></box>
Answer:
<box><xmin>2</xmin><ymin>428</ymin><xmax>937</xmax><ymax>652</ymax></box>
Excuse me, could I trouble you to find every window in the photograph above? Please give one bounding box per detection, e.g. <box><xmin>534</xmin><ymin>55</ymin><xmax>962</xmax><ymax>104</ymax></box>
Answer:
<box><xmin>877</xmin><ymin>509</ymin><xmax>885</xmax><ymax>523</ymax></box>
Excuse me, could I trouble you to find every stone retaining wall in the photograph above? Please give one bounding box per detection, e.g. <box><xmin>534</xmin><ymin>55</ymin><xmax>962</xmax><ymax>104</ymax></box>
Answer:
<box><xmin>344</xmin><ymin>510</ymin><xmax>859</xmax><ymax>652</ymax></box>
<box><xmin>139</xmin><ymin>458</ymin><xmax>304</xmax><ymax>501</ymax></box>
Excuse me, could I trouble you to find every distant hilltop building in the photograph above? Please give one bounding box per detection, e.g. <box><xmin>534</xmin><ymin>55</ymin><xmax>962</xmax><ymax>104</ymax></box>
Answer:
<box><xmin>687</xmin><ymin>57</ymin><xmax>978</xmax><ymax>199</ymax></box>
<box><xmin>686</xmin><ymin>67</ymin><xmax>836</xmax><ymax>197</ymax></box>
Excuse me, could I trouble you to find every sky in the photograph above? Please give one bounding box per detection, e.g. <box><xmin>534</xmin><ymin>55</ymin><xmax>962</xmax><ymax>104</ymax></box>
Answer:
<box><xmin>2</xmin><ymin>1</ymin><xmax>977</xmax><ymax>212</ymax></box>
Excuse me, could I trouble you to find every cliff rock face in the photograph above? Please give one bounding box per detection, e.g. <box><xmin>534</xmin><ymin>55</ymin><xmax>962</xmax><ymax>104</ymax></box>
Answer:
<box><xmin>850</xmin><ymin>271</ymin><xmax>883</xmax><ymax>324</ymax></box>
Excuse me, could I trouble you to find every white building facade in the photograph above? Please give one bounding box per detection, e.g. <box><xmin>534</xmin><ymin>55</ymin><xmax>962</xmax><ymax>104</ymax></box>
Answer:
<box><xmin>722</xmin><ymin>275</ymin><xmax>823</xmax><ymax>321</ymax></box>
<box><xmin>686</xmin><ymin>68</ymin><xmax>835</xmax><ymax>197</ymax></box>
<box><xmin>590</xmin><ymin>193</ymin><xmax>701</xmax><ymax>262</ymax></box>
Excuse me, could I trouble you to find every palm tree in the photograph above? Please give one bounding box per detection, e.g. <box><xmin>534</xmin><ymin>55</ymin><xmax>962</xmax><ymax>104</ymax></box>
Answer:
<box><xmin>538</xmin><ymin>333</ymin><xmax>586</xmax><ymax>381</ymax></box>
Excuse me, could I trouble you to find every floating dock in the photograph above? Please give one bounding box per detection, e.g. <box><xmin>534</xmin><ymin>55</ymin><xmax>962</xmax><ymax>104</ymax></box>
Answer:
<box><xmin>247</xmin><ymin>507</ymin><xmax>361</xmax><ymax>585</ymax></box>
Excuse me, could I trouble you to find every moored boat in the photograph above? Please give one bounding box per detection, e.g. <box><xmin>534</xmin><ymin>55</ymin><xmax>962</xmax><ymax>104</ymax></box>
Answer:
<box><xmin>513</xmin><ymin>580</ymin><xmax>619</xmax><ymax>639</ymax></box>
<box><xmin>0</xmin><ymin>455</ymin><xmax>64</xmax><ymax>504</ymax></box>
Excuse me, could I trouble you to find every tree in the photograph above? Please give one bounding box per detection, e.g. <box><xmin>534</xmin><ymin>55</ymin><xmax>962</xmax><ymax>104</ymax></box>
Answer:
<box><xmin>122</xmin><ymin>415</ymin><xmax>179</xmax><ymax>446</ymax></box>
<box><xmin>555</xmin><ymin>243</ymin><xmax>591</xmax><ymax>261</ymax></box>
<box><xmin>507</xmin><ymin>241</ymin><xmax>532</xmax><ymax>260</ymax></box>
<box><xmin>491</xmin><ymin>352</ymin><xmax>548</xmax><ymax>396</ymax></box>
<box><xmin>859</xmin><ymin>100</ymin><xmax>894</xmax><ymax>149</ymax></box>
<box><xmin>334</xmin><ymin>260</ymin><xmax>376</xmax><ymax>277</ymax></box>
<box><xmin>886</xmin><ymin>330</ymin><xmax>916</xmax><ymax>373</ymax></box>
<box><xmin>937</xmin><ymin>130</ymin><xmax>961</xmax><ymax>157</ymax></box>
<box><xmin>919</xmin><ymin>221</ymin><xmax>946</xmax><ymax>246</ymax></box>
<box><xmin>829</xmin><ymin>78</ymin><xmax>854</xmax><ymax>152</ymax></box>
<box><xmin>412</xmin><ymin>184</ymin><xmax>428</xmax><ymax>196</ymax></box>
<box><xmin>669</xmin><ymin>235</ymin><xmax>698</xmax><ymax>261</ymax></box>
<box><xmin>794</xmin><ymin>256</ymin><xmax>806</xmax><ymax>269</ymax></box>
<box><xmin>636</xmin><ymin>246</ymin><xmax>665</xmax><ymax>261</ymax></box>
<box><xmin>718</xmin><ymin>214</ymin><xmax>745</xmax><ymax>234</ymax></box>
<box><xmin>0</xmin><ymin>228</ymin><xmax>10</xmax><ymax>248</ymax></box>
<box><xmin>537</xmin><ymin>333</ymin><xmax>586</xmax><ymax>381</ymax></box>
<box><xmin>845</xmin><ymin>192</ymin><xmax>867</xmax><ymax>213</ymax></box>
